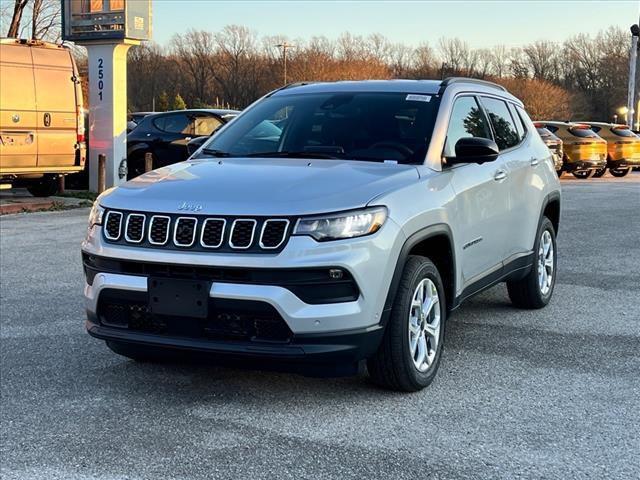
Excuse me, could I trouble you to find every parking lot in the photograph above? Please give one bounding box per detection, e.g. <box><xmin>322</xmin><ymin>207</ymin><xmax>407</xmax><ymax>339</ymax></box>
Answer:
<box><xmin>1</xmin><ymin>174</ymin><xmax>639</xmax><ymax>480</ymax></box>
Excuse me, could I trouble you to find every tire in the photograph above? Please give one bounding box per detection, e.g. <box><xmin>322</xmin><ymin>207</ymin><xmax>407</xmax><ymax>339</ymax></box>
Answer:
<box><xmin>507</xmin><ymin>217</ymin><xmax>557</xmax><ymax>309</ymax></box>
<box><xmin>106</xmin><ymin>340</ymin><xmax>165</xmax><ymax>362</ymax></box>
<box><xmin>556</xmin><ymin>169</ymin><xmax>563</xmax><ymax>177</ymax></box>
<box><xmin>609</xmin><ymin>167</ymin><xmax>631</xmax><ymax>178</ymax></box>
<box><xmin>367</xmin><ymin>255</ymin><xmax>446</xmax><ymax>392</ymax></box>
<box><xmin>26</xmin><ymin>176</ymin><xmax>59</xmax><ymax>197</ymax></box>
<box><xmin>592</xmin><ymin>167</ymin><xmax>606</xmax><ymax>178</ymax></box>
<box><xmin>572</xmin><ymin>170</ymin><xmax>593</xmax><ymax>179</ymax></box>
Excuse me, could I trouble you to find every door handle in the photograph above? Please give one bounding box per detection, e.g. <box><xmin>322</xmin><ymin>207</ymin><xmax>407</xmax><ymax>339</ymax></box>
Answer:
<box><xmin>494</xmin><ymin>169</ymin><xmax>508</xmax><ymax>181</ymax></box>
<box><xmin>530</xmin><ymin>157</ymin><xmax>539</xmax><ymax>166</ymax></box>
<box><xmin>185</xmin><ymin>137</ymin><xmax>192</xmax><ymax>141</ymax></box>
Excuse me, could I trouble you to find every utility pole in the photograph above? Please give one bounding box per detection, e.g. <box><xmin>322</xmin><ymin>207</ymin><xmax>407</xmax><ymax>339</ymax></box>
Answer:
<box><xmin>627</xmin><ymin>23</ymin><xmax>639</xmax><ymax>129</ymax></box>
<box><xmin>275</xmin><ymin>42</ymin><xmax>295</xmax><ymax>85</ymax></box>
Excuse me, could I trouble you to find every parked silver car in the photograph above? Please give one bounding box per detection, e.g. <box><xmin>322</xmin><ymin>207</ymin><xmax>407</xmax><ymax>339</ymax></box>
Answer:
<box><xmin>82</xmin><ymin>79</ymin><xmax>561</xmax><ymax>391</ymax></box>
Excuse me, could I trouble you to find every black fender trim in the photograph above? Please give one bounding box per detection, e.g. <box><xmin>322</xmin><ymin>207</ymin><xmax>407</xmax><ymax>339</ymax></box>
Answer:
<box><xmin>127</xmin><ymin>143</ymin><xmax>152</xmax><ymax>160</ymax></box>
<box><xmin>380</xmin><ymin>223</ymin><xmax>455</xmax><ymax>326</ymax></box>
<box><xmin>540</xmin><ymin>190</ymin><xmax>561</xmax><ymax>235</ymax></box>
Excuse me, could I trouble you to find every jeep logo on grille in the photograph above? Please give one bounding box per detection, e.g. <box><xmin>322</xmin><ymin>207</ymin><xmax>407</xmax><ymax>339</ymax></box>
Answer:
<box><xmin>178</xmin><ymin>202</ymin><xmax>203</xmax><ymax>212</ymax></box>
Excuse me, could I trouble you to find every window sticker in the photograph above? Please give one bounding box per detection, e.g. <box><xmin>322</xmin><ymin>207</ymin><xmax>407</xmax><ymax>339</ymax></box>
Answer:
<box><xmin>406</xmin><ymin>94</ymin><xmax>431</xmax><ymax>102</ymax></box>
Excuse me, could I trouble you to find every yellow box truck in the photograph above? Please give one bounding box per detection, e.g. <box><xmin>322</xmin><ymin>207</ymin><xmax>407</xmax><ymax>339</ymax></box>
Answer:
<box><xmin>0</xmin><ymin>38</ymin><xmax>86</xmax><ymax>196</ymax></box>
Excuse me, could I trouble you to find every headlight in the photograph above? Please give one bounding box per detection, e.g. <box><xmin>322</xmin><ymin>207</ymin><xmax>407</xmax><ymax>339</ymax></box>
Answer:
<box><xmin>88</xmin><ymin>202</ymin><xmax>105</xmax><ymax>228</ymax></box>
<box><xmin>293</xmin><ymin>207</ymin><xmax>387</xmax><ymax>241</ymax></box>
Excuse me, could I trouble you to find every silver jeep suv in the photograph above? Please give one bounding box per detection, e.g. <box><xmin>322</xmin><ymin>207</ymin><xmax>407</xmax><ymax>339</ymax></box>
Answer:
<box><xmin>82</xmin><ymin>78</ymin><xmax>561</xmax><ymax>391</ymax></box>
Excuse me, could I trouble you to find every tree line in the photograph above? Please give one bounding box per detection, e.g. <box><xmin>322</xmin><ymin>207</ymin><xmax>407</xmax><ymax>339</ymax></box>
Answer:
<box><xmin>123</xmin><ymin>25</ymin><xmax>632</xmax><ymax>122</ymax></box>
<box><xmin>1</xmin><ymin>1</ymin><xmax>633</xmax><ymax>122</ymax></box>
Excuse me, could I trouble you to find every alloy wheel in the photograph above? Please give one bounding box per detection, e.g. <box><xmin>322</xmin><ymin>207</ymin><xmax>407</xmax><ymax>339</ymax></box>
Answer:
<box><xmin>408</xmin><ymin>278</ymin><xmax>441</xmax><ymax>372</ymax></box>
<box><xmin>538</xmin><ymin>230</ymin><xmax>554</xmax><ymax>296</ymax></box>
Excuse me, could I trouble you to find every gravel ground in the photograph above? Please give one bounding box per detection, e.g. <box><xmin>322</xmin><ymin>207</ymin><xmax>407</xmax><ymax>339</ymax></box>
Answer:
<box><xmin>1</xmin><ymin>174</ymin><xmax>639</xmax><ymax>479</ymax></box>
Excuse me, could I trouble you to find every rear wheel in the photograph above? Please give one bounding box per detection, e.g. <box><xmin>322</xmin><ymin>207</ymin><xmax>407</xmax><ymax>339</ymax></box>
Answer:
<box><xmin>26</xmin><ymin>175</ymin><xmax>59</xmax><ymax>197</ymax></box>
<box><xmin>556</xmin><ymin>169</ymin><xmax>563</xmax><ymax>177</ymax></box>
<box><xmin>610</xmin><ymin>167</ymin><xmax>631</xmax><ymax>177</ymax></box>
<box><xmin>572</xmin><ymin>170</ymin><xmax>593</xmax><ymax>179</ymax></box>
<box><xmin>592</xmin><ymin>167</ymin><xmax>606</xmax><ymax>178</ymax></box>
<box><xmin>507</xmin><ymin>217</ymin><xmax>557</xmax><ymax>309</ymax></box>
<box><xmin>368</xmin><ymin>256</ymin><xmax>446</xmax><ymax>392</ymax></box>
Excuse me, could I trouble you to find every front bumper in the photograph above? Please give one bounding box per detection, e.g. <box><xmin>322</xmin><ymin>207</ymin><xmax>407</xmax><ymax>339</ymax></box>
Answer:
<box><xmin>81</xmin><ymin>219</ymin><xmax>404</xmax><ymax>361</ymax></box>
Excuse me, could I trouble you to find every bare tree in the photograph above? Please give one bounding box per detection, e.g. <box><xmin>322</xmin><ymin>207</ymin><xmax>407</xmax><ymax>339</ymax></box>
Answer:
<box><xmin>7</xmin><ymin>0</ymin><xmax>29</xmax><ymax>37</ymax></box>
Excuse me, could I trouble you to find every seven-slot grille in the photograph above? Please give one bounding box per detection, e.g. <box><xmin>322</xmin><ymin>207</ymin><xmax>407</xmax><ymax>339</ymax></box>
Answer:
<box><xmin>102</xmin><ymin>210</ymin><xmax>290</xmax><ymax>252</ymax></box>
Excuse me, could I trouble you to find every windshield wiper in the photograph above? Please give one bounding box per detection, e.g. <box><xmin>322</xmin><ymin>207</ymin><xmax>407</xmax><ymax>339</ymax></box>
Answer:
<box><xmin>245</xmin><ymin>151</ymin><xmax>341</xmax><ymax>159</ymax></box>
<box><xmin>201</xmin><ymin>148</ymin><xmax>232</xmax><ymax>157</ymax></box>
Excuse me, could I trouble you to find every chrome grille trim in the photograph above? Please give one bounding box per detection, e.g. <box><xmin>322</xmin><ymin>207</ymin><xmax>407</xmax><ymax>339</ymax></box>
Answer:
<box><xmin>229</xmin><ymin>219</ymin><xmax>257</xmax><ymax>250</ymax></box>
<box><xmin>199</xmin><ymin>218</ymin><xmax>226</xmax><ymax>249</ymax></box>
<box><xmin>173</xmin><ymin>217</ymin><xmax>198</xmax><ymax>247</ymax></box>
<box><xmin>124</xmin><ymin>213</ymin><xmax>146</xmax><ymax>244</ymax></box>
<box><xmin>148</xmin><ymin>215</ymin><xmax>171</xmax><ymax>246</ymax></box>
<box><xmin>103</xmin><ymin>211</ymin><xmax>123</xmax><ymax>241</ymax></box>
<box><xmin>259</xmin><ymin>219</ymin><xmax>290</xmax><ymax>250</ymax></box>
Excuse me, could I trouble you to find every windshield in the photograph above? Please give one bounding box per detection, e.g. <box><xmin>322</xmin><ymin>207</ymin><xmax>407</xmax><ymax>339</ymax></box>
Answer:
<box><xmin>612</xmin><ymin>127</ymin><xmax>636</xmax><ymax>137</ymax></box>
<box><xmin>196</xmin><ymin>92</ymin><xmax>440</xmax><ymax>163</ymax></box>
<box><xmin>569</xmin><ymin>127</ymin><xmax>598</xmax><ymax>138</ymax></box>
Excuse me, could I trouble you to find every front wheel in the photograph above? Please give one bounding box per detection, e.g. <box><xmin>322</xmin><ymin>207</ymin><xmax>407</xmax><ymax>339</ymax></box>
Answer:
<box><xmin>368</xmin><ymin>256</ymin><xmax>446</xmax><ymax>392</ymax></box>
<box><xmin>592</xmin><ymin>167</ymin><xmax>606</xmax><ymax>178</ymax></box>
<box><xmin>507</xmin><ymin>217</ymin><xmax>557</xmax><ymax>309</ymax></box>
<box><xmin>572</xmin><ymin>170</ymin><xmax>593</xmax><ymax>179</ymax></box>
<box><xmin>609</xmin><ymin>167</ymin><xmax>631</xmax><ymax>177</ymax></box>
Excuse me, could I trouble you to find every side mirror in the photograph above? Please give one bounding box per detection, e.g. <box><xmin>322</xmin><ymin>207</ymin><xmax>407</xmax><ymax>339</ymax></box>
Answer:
<box><xmin>187</xmin><ymin>136</ymin><xmax>209</xmax><ymax>156</ymax></box>
<box><xmin>448</xmin><ymin>137</ymin><xmax>500</xmax><ymax>165</ymax></box>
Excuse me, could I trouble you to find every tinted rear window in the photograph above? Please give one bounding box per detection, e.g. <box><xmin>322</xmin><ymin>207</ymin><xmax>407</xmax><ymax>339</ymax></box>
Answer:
<box><xmin>612</xmin><ymin>127</ymin><xmax>636</xmax><ymax>137</ymax></box>
<box><xmin>536</xmin><ymin>127</ymin><xmax>553</xmax><ymax>137</ymax></box>
<box><xmin>569</xmin><ymin>127</ymin><xmax>598</xmax><ymax>138</ymax></box>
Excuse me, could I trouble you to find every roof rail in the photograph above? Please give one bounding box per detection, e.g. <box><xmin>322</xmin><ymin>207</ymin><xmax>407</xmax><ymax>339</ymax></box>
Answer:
<box><xmin>265</xmin><ymin>81</ymin><xmax>316</xmax><ymax>97</ymax></box>
<box><xmin>440</xmin><ymin>77</ymin><xmax>507</xmax><ymax>92</ymax></box>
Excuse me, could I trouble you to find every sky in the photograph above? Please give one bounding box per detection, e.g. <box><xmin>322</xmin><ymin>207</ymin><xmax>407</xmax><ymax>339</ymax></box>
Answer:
<box><xmin>152</xmin><ymin>0</ymin><xmax>640</xmax><ymax>48</ymax></box>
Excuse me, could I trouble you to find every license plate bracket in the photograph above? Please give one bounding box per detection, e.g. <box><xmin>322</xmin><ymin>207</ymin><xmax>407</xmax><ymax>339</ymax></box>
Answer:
<box><xmin>148</xmin><ymin>277</ymin><xmax>210</xmax><ymax>318</ymax></box>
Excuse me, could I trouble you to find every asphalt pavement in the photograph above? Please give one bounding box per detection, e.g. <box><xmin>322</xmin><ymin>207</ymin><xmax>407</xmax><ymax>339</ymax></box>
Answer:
<box><xmin>1</xmin><ymin>174</ymin><xmax>639</xmax><ymax>479</ymax></box>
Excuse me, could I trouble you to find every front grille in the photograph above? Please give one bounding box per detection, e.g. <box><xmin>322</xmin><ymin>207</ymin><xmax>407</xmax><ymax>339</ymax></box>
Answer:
<box><xmin>260</xmin><ymin>220</ymin><xmax>289</xmax><ymax>249</ymax></box>
<box><xmin>230</xmin><ymin>220</ymin><xmax>256</xmax><ymax>249</ymax></box>
<box><xmin>174</xmin><ymin>217</ymin><xmax>197</xmax><ymax>247</ymax></box>
<box><xmin>200</xmin><ymin>218</ymin><xmax>225</xmax><ymax>248</ymax></box>
<box><xmin>125</xmin><ymin>214</ymin><xmax>145</xmax><ymax>243</ymax></box>
<box><xmin>104</xmin><ymin>211</ymin><xmax>122</xmax><ymax>240</ymax></box>
<box><xmin>103</xmin><ymin>210</ymin><xmax>294</xmax><ymax>253</ymax></box>
<box><xmin>149</xmin><ymin>216</ymin><xmax>170</xmax><ymax>245</ymax></box>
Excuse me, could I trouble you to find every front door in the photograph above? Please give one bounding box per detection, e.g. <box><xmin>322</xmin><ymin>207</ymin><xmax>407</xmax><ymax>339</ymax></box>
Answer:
<box><xmin>445</xmin><ymin>95</ymin><xmax>511</xmax><ymax>285</ymax></box>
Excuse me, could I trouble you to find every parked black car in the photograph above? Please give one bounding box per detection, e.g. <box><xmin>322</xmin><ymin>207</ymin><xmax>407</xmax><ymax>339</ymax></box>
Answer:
<box><xmin>127</xmin><ymin>112</ymin><xmax>154</xmax><ymax>133</ymax></box>
<box><xmin>126</xmin><ymin>109</ymin><xmax>239</xmax><ymax>179</ymax></box>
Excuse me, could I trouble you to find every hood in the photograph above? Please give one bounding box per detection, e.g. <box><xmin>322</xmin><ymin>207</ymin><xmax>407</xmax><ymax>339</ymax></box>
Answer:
<box><xmin>100</xmin><ymin>158</ymin><xmax>420</xmax><ymax>216</ymax></box>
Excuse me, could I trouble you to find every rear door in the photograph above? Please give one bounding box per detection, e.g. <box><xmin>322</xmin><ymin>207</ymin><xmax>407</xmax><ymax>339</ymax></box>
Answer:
<box><xmin>0</xmin><ymin>43</ymin><xmax>38</xmax><ymax>172</ymax></box>
<box><xmin>31</xmin><ymin>45</ymin><xmax>78</xmax><ymax>168</ymax></box>
<box><xmin>446</xmin><ymin>95</ymin><xmax>511</xmax><ymax>285</ymax></box>
<box><xmin>480</xmin><ymin>98</ymin><xmax>541</xmax><ymax>259</ymax></box>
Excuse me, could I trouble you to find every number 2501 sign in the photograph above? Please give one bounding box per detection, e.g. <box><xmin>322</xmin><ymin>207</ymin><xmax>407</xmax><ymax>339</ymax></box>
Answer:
<box><xmin>97</xmin><ymin>58</ymin><xmax>104</xmax><ymax>101</ymax></box>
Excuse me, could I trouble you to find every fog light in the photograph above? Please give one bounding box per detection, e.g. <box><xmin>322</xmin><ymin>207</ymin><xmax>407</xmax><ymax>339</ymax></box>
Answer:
<box><xmin>329</xmin><ymin>269</ymin><xmax>344</xmax><ymax>280</ymax></box>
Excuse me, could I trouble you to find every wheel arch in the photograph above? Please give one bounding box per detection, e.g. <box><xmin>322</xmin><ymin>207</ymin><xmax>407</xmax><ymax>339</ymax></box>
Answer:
<box><xmin>541</xmin><ymin>191</ymin><xmax>561</xmax><ymax>235</ymax></box>
<box><xmin>382</xmin><ymin>224</ymin><xmax>456</xmax><ymax>324</ymax></box>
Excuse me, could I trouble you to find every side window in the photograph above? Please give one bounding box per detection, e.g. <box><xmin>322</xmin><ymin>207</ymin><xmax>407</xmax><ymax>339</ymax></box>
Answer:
<box><xmin>154</xmin><ymin>114</ymin><xmax>191</xmax><ymax>134</ymax></box>
<box><xmin>444</xmin><ymin>96</ymin><xmax>493</xmax><ymax>157</ymax></box>
<box><xmin>508</xmin><ymin>103</ymin><xmax>526</xmax><ymax>139</ymax></box>
<box><xmin>481</xmin><ymin>97</ymin><xmax>520</xmax><ymax>150</ymax></box>
<box><xmin>193</xmin><ymin>115</ymin><xmax>222</xmax><ymax>136</ymax></box>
